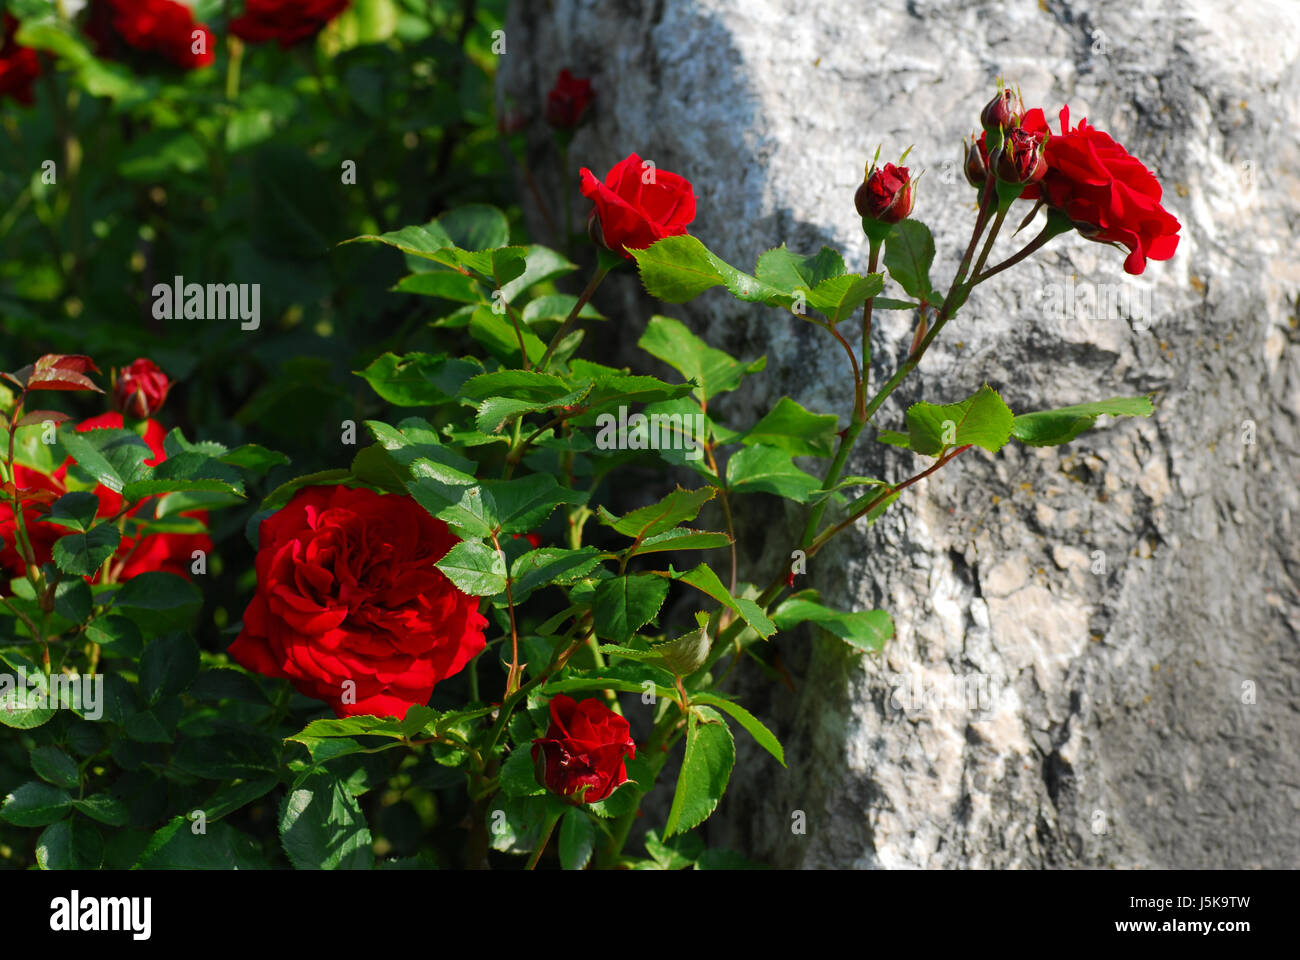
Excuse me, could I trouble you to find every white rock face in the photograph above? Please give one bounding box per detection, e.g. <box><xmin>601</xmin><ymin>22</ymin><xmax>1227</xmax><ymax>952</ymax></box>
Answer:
<box><xmin>500</xmin><ymin>0</ymin><xmax>1300</xmax><ymax>867</ymax></box>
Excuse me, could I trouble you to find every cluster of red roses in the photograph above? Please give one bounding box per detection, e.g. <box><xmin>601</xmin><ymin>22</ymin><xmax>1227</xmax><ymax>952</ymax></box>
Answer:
<box><xmin>567</xmin><ymin>84</ymin><xmax>1179</xmax><ymax>276</ymax></box>
<box><xmin>0</xmin><ymin>358</ymin><xmax>210</xmax><ymax>584</ymax></box>
<box><xmin>0</xmin><ymin>0</ymin><xmax>351</xmax><ymax>101</ymax></box>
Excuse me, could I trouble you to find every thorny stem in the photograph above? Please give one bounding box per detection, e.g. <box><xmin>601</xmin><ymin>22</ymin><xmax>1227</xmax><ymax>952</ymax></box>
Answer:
<box><xmin>539</xmin><ymin>265</ymin><xmax>609</xmax><ymax>368</ymax></box>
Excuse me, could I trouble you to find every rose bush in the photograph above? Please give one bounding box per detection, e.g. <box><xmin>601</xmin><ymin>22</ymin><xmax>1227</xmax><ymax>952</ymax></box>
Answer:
<box><xmin>0</xmin><ymin>0</ymin><xmax>1183</xmax><ymax>873</ymax></box>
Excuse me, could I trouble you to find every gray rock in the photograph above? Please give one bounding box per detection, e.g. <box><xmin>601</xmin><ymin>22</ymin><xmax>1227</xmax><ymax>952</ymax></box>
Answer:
<box><xmin>500</xmin><ymin>0</ymin><xmax>1300</xmax><ymax>867</ymax></box>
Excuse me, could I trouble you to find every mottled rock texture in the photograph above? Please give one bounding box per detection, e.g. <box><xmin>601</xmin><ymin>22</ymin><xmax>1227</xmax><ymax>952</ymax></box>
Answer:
<box><xmin>500</xmin><ymin>0</ymin><xmax>1300</xmax><ymax>867</ymax></box>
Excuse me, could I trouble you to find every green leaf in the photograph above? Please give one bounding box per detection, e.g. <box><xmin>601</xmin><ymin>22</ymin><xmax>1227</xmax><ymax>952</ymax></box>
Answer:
<box><xmin>663</xmin><ymin>706</ymin><xmax>735</xmax><ymax>837</ymax></box>
<box><xmin>690</xmin><ymin>694</ymin><xmax>785</xmax><ymax>766</ymax></box>
<box><xmin>499</xmin><ymin>245</ymin><xmax>577</xmax><ymax>301</ymax></box>
<box><xmin>771</xmin><ymin>596</ymin><xmax>894</xmax><ymax>652</ymax></box>
<box><xmin>630</xmin><ymin>529</ymin><xmax>732</xmax><ymax>557</ymax></box>
<box><xmin>593</xmin><ymin>575</ymin><xmax>670</xmax><ymax>643</ymax></box>
<box><xmin>671</xmin><ymin>564</ymin><xmax>776</xmax><ymax>639</ymax></box>
<box><xmin>559</xmin><ymin>807</ymin><xmax>596</xmax><ymax>870</ymax></box>
<box><xmin>725</xmin><ymin>444</ymin><xmax>823</xmax><ymax>501</ymax></box>
<box><xmin>36</xmin><ymin>818</ymin><xmax>104</xmax><ymax>869</ymax></box>
<box><xmin>492</xmin><ymin>474</ymin><xmax>588</xmax><ymax>534</ymax></box>
<box><xmin>1011</xmin><ymin>396</ymin><xmax>1155</xmax><ymax>447</ymax></box>
<box><xmin>30</xmin><ymin>746</ymin><xmax>80</xmax><ymax>790</ymax></box>
<box><xmin>279</xmin><ymin>772</ymin><xmax>374</xmax><ymax>870</ymax></box>
<box><xmin>883</xmin><ymin>220</ymin><xmax>937</xmax><ymax>301</ymax></box>
<box><xmin>638</xmin><ymin>315</ymin><xmax>765</xmax><ymax>402</ymax></box>
<box><xmin>632</xmin><ymin>235</ymin><xmax>789</xmax><ymax>306</ymax></box>
<box><xmin>112</xmin><ymin>573</ymin><xmax>202</xmax><ymax>632</ymax></box>
<box><xmin>754</xmin><ymin>244</ymin><xmax>847</xmax><ymax>291</ymax></box>
<box><xmin>500</xmin><ymin>745</ymin><xmax>546</xmax><ymax>798</ymax></box>
<box><xmin>0</xmin><ymin>683</ymin><xmax>55</xmax><ymax>730</ymax></box>
<box><xmin>599</xmin><ymin>485</ymin><xmax>716</xmax><ymax>541</ymax></box>
<box><xmin>354</xmin><ymin>352</ymin><xmax>480</xmax><ymax>407</ymax></box>
<box><xmin>220</xmin><ymin>443</ymin><xmax>291</xmax><ymax>474</ymax></box>
<box><xmin>46</xmin><ymin>491</ymin><xmax>100</xmax><ymax>532</ymax></box>
<box><xmin>52</xmin><ymin>524</ymin><xmax>121</xmax><ymax>577</ymax></box>
<box><xmin>84</xmin><ymin>615</ymin><xmax>143</xmax><ymax>657</ymax></box>
<box><xmin>458</xmin><ymin>369</ymin><xmax>572</xmax><ymax>403</ymax></box>
<box><xmin>807</xmin><ymin>272</ymin><xmax>885</xmax><ymax>325</ymax></box>
<box><xmin>522</xmin><ymin>293</ymin><xmax>605</xmax><ymax>325</ymax></box>
<box><xmin>467</xmin><ymin>305</ymin><xmax>548</xmax><ymax>367</ymax></box>
<box><xmin>57</xmin><ymin>426</ymin><xmax>131</xmax><ymax>493</ymax></box>
<box><xmin>436</xmin><ymin>540</ymin><xmax>507</xmax><ymax>597</ymax></box>
<box><xmin>435</xmin><ymin>203</ymin><xmax>511</xmax><ymax>250</ymax></box>
<box><xmin>72</xmin><ymin>794</ymin><xmax>130</xmax><ymax>827</ymax></box>
<box><xmin>740</xmin><ymin>397</ymin><xmax>839</xmax><ymax>457</ymax></box>
<box><xmin>510</xmin><ymin>547</ymin><xmax>605</xmax><ymax>603</ymax></box>
<box><xmin>904</xmin><ymin>384</ymin><xmax>1015</xmax><ymax>455</ymax></box>
<box><xmin>0</xmin><ymin>780</ymin><xmax>72</xmax><ymax>826</ymax></box>
<box><xmin>137</xmin><ymin>817</ymin><xmax>269</xmax><ymax>869</ymax></box>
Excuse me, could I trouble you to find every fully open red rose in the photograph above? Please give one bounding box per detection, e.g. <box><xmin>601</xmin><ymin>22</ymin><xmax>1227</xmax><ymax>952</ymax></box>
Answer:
<box><xmin>579</xmin><ymin>153</ymin><xmax>696</xmax><ymax>258</ymax></box>
<box><xmin>113</xmin><ymin>358</ymin><xmax>172</xmax><ymax>419</ymax></box>
<box><xmin>1039</xmin><ymin>106</ymin><xmax>1181</xmax><ymax>275</ymax></box>
<box><xmin>977</xmin><ymin>106</ymin><xmax>1179</xmax><ymax>273</ymax></box>
<box><xmin>531</xmin><ymin>694</ymin><xmax>636</xmax><ymax>803</ymax></box>
<box><xmin>88</xmin><ymin>0</ymin><xmax>215</xmax><ymax>70</ymax></box>
<box><xmin>228</xmin><ymin>485</ymin><xmax>487</xmax><ymax>719</ymax></box>
<box><xmin>0</xmin><ymin>413</ymin><xmax>211</xmax><ymax>582</ymax></box>
<box><xmin>230</xmin><ymin>0</ymin><xmax>351</xmax><ymax>48</ymax></box>
<box><xmin>0</xmin><ymin>14</ymin><xmax>40</xmax><ymax>107</ymax></box>
<box><xmin>545</xmin><ymin>69</ymin><xmax>593</xmax><ymax>130</ymax></box>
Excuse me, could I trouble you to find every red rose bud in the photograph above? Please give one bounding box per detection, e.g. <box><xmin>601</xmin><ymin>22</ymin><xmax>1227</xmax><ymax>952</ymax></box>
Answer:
<box><xmin>854</xmin><ymin>162</ymin><xmax>914</xmax><ymax>225</ymax></box>
<box><xmin>962</xmin><ymin>135</ymin><xmax>988</xmax><ymax>188</ymax></box>
<box><xmin>579</xmin><ymin>153</ymin><xmax>697</xmax><ymax>258</ymax></box>
<box><xmin>545</xmin><ymin>69</ymin><xmax>594</xmax><ymax>130</ymax></box>
<box><xmin>531</xmin><ymin>694</ymin><xmax>636</xmax><ymax>804</ymax></box>
<box><xmin>113</xmin><ymin>358</ymin><xmax>171</xmax><ymax>418</ymax></box>
<box><xmin>994</xmin><ymin>126</ymin><xmax>1047</xmax><ymax>185</ymax></box>
<box><xmin>980</xmin><ymin>87</ymin><xmax>1020</xmax><ymax>135</ymax></box>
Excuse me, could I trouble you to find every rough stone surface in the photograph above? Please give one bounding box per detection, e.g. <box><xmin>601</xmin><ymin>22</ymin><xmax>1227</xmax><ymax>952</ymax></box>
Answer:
<box><xmin>500</xmin><ymin>0</ymin><xmax>1300</xmax><ymax>868</ymax></box>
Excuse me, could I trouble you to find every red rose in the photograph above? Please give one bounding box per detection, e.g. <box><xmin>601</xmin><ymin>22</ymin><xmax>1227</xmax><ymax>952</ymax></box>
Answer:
<box><xmin>1039</xmin><ymin>106</ymin><xmax>1181</xmax><ymax>275</ymax></box>
<box><xmin>228</xmin><ymin>485</ymin><xmax>487</xmax><ymax>719</ymax></box>
<box><xmin>87</xmin><ymin>0</ymin><xmax>214</xmax><ymax>70</ymax></box>
<box><xmin>544</xmin><ymin>69</ymin><xmax>593</xmax><ymax>130</ymax></box>
<box><xmin>579</xmin><ymin>153</ymin><xmax>697</xmax><ymax>259</ymax></box>
<box><xmin>531</xmin><ymin>694</ymin><xmax>636</xmax><ymax>803</ymax></box>
<box><xmin>854</xmin><ymin>162</ymin><xmax>915</xmax><ymax>224</ymax></box>
<box><xmin>230</xmin><ymin>0</ymin><xmax>351</xmax><ymax>47</ymax></box>
<box><xmin>0</xmin><ymin>14</ymin><xmax>40</xmax><ymax>107</ymax></box>
<box><xmin>113</xmin><ymin>358</ymin><xmax>172</xmax><ymax>419</ymax></box>
<box><xmin>512</xmin><ymin>532</ymin><xmax>542</xmax><ymax>549</ymax></box>
<box><xmin>0</xmin><ymin>413</ymin><xmax>211</xmax><ymax>582</ymax></box>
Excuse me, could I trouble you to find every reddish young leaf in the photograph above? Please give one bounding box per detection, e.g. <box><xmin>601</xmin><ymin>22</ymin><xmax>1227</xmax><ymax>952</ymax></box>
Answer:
<box><xmin>15</xmin><ymin>410</ymin><xmax>72</xmax><ymax>427</ymax></box>
<box><xmin>24</xmin><ymin>355</ymin><xmax>104</xmax><ymax>393</ymax></box>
